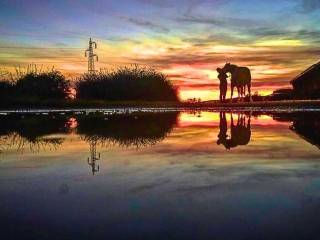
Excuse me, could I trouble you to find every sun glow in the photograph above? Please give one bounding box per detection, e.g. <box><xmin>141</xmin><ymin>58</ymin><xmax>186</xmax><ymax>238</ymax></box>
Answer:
<box><xmin>254</xmin><ymin>39</ymin><xmax>305</xmax><ymax>47</ymax></box>
<box><xmin>179</xmin><ymin>89</ymin><xmax>219</xmax><ymax>101</ymax></box>
<box><xmin>1</xmin><ymin>1</ymin><xmax>317</xmax><ymax>102</ymax></box>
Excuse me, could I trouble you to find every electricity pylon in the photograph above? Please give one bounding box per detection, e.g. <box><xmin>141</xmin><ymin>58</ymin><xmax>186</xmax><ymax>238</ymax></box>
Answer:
<box><xmin>85</xmin><ymin>38</ymin><xmax>98</xmax><ymax>73</ymax></box>
<box><xmin>87</xmin><ymin>139</ymin><xmax>100</xmax><ymax>175</ymax></box>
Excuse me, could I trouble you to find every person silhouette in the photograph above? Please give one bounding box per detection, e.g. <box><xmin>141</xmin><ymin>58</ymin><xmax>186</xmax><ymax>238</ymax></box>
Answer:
<box><xmin>217</xmin><ymin>68</ymin><xmax>228</xmax><ymax>102</ymax></box>
<box><xmin>217</xmin><ymin>112</ymin><xmax>229</xmax><ymax>149</ymax></box>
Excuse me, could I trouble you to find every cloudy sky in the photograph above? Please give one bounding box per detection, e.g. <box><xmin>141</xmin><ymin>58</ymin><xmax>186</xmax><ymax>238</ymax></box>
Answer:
<box><xmin>0</xmin><ymin>0</ymin><xmax>319</xmax><ymax>100</ymax></box>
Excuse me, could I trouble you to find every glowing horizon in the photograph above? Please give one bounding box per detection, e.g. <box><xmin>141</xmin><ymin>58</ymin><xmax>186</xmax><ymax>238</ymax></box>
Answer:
<box><xmin>1</xmin><ymin>0</ymin><xmax>319</xmax><ymax>101</ymax></box>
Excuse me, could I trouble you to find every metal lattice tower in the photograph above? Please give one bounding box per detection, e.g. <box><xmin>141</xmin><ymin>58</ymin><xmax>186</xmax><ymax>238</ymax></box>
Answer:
<box><xmin>85</xmin><ymin>38</ymin><xmax>98</xmax><ymax>73</ymax></box>
<box><xmin>87</xmin><ymin>139</ymin><xmax>100</xmax><ymax>175</ymax></box>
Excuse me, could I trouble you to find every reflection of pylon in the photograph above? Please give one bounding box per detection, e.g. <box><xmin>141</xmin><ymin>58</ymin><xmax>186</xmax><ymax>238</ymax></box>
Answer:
<box><xmin>87</xmin><ymin>139</ymin><xmax>100</xmax><ymax>175</ymax></box>
<box><xmin>85</xmin><ymin>38</ymin><xmax>98</xmax><ymax>73</ymax></box>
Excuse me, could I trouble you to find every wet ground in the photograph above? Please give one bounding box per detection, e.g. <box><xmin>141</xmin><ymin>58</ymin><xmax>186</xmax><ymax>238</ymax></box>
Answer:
<box><xmin>1</xmin><ymin>110</ymin><xmax>320</xmax><ymax>239</ymax></box>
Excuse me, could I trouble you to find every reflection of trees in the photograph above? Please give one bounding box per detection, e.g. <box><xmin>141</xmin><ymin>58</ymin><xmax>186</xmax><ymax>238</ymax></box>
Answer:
<box><xmin>0</xmin><ymin>112</ymin><xmax>178</xmax><ymax>175</ymax></box>
<box><xmin>77</xmin><ymin>112</ymin><xmax>178</xmax><ymax>148</ymax></box>
<box><xmin>0</xmin><ymin>115</ymin><xmax>68</xmax><ymax>152</ymax></box>
<box><xmin>0</xmin><ymin>133</ymin><xmax>64</xmax><ymax>152</ymax></box>
<box><xmin>77</xmin><ymin>112</ymin><xmax>177</xmax><ymax>175</ymax></box>
<box><xmin>184</xmin><ymin>110</ymin><xmax>202</xmax><ymax>117</ymax></box>
<box><xmin>272</xmin><ymin>112</ymin><xmax>320</xmax><ymax>149</ymax></box>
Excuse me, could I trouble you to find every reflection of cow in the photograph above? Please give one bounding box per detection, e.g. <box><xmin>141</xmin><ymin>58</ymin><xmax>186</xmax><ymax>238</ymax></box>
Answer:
<box><xmin>217</xmin><ymin>113</ymin><xmax>251</xmax><ymax>150</ymax></box>
<box><xmin>230</xmin><ymin>113</ymin><xmax>251</xmax><ymax>147</ymax></box>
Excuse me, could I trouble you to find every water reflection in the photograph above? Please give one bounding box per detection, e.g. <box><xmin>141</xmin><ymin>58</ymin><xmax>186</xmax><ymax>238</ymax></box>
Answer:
<box><xmin>217</xmin><ymin>112</ymin><xmax>228</xmax><ymax>148</ymax></box>
<box><xmin>217</xmin><ymin>112</ymin><xmax>251</xmax><ymax>150</ymax></box>
<box><xmin>1</xmin><ymin>111</ymin><xmax>320</xmax><ymax>155</ymax></box>
<box><xmin>2</xmin><ymin>110</ymin><xmax>320</xmax><ymax>239</ymax></box>
<box><xmin>0</xmin><ymin>115</ymin><xmax>68</xmax><ymax>152</ymax></box>
<box><xmin>87</xmin><ymin>140</ymin><xmax>100</xmax><ymax>175</ymax></box>
<box><xmin>77</xmin><ymin>112</ymin><xmax>178</xmax><ymax>148</ymax></box>
<box><xmin>0</xmin><ymin>112</ymin><xmax>178</xmax><ymax>175</ymax></box>
<box><xmin>78</xmin><ymin>112</ymin><xmax>178</xmax><ymax>174</ymax></box>
<box><xmin>272</xmin><ymin>112</ymin><xmax>320</xmax><ymax>149</ymax></box>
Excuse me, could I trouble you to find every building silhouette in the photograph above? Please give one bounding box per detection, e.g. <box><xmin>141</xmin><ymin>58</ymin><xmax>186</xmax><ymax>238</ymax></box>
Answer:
<box><xmin>290</xmin><ymin>61</ymin><xmax>320</xmax><ymax>98</ymax></box>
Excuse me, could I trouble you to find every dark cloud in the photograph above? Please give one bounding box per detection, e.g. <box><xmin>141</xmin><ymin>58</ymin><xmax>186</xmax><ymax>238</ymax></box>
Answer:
<box><xmin>135</xmin><ymin>0</ymin><xmax>219</xmax><ymax>10</ymax></box>
<box><xmin>180</xmin><ymin>83</ymin><xmax>219</xmax><ymax>88</ymax></box>
<box><xmin>175</xmin><ymin>14</ymin><xmax>265</xmax><ymax>29</ymax></box>
<box><xmin>129</xmin><ymin>46</ymin><xmax>320</xmax><ymax>69</ymax></box>
<box><xmin>121</xmin><ymin>17</ymin><xmax>170</xmax><ymax>33</ymax></box>
<box><xmin>129</xmin><ymin>53</ymin><xmax>220</xmax><ymax>67</ymax></box>
<box><xmin>300</xmin><ymin>0</ymin><xmax>320</xmax><ymax>12</ymax></box>
<box><xmin>183</xmin><ymin>27</ymin><xmax>320</xmax><ymax>47</ymax></box>
<box><xmin>135</xmin><ymin>0</ymin><xmax>174</xmax><ymax>8</ymax></box>
<box><xmin>105</xmin><ymin>36</ymin><xmax>142</xmax><ymax>44</ymax></box>
<box><xmin>176</xmin><ymin>15</ymin><xmax>224</xmax><ymax>26</ymax></box>
<box><xmin>183</xmin><ymin>33</ymin><xmax>252</xmax><ymax>46</ymax></box>
<box><xmin>250</xmin><ymin>27</ymin><xmax>320</xmax><ymax>43</ymax></box>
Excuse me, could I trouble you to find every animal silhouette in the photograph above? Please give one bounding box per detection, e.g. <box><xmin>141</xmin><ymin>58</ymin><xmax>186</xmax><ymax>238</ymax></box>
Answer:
<box><xmin>217</xmin><ymin>113</ymin><xmax>251</xmax><ymax>150</ymax></box>
<box><xmin>222</xmin><ymin>63</ymin><xmax>252</xmax><ymax>101</ymax></box>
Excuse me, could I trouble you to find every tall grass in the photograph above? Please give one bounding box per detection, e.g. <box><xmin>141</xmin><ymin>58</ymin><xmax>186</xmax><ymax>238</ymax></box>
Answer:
<box><xmin>0</xmin><ymin>81</ymin><xmax>15</xmax><ymax>101</ymax></box>
<box><xmin>0</xmin><ymin>68</ymin><xmax>15</xmax><ymax>101</ymax></box>
<box><xmin>75</xmin><ymin>65</ymin><xmax>179</xmax><ymax>101</ymax></box>
<box><xmin>0</xmin><ymin>65</ymin><xmax>179</xmax><ymax>107</ymax></box>
<box><xmin>0</xmin><ymin>66</ymin><xmax>70</xmax><ymax>103</ymax></box>
<box><xmin>15</xmin><ymin>69</ymin><xmax>70</xmax><ymax>100</ymax></box>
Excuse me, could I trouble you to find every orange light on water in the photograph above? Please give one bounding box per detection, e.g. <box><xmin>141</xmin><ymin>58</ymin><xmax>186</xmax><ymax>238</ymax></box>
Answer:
<box><xmin>65</xmin><ymin>117</ymin><xmax>78</xmax><ymax>131</ymax></box>
<box><xmin>178</xmin><ymin>112</ymin><xmax>291</xmax><ymax>127</ymax></box>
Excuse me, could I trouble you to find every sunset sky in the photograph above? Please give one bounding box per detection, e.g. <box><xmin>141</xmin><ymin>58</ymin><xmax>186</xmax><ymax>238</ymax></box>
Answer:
<box><xmin>0</xmin><ymin>0</ymin><xmax>319</xmax><ymax>100</ymax></box>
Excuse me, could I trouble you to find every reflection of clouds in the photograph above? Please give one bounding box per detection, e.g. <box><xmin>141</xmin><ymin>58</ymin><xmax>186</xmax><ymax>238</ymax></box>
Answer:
<box><xmin>129</xmin><ymin>179</ymin><xmax>171</xmax><ymax>194</ymax></box>
<box><xmin>137</xmin><ymin>121</ymin><xmax>320</xmax><ymax>162</ymax></box>
<box><xmin>178</xmin><ymin>112</ymin><xmax>291</xmax><ymax>127</ymax></box>
<box><xmin>172</xmin><ymin>163</ymin><xmax>320</xmax><ymax>195</ymax></box>
<box><xmin>1</xmin><ymin>113</ymin><xmax>320</xmax><ymax>238</ymax></box>
<box><xmin>58</xmin><ymin>183</ymin><xmax>70</xmax><ymax>195</ymax></box>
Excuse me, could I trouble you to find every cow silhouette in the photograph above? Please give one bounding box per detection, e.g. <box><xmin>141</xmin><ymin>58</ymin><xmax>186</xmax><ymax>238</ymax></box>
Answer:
<box><xmin>222</xmin><ymin>63</ymin><xmax>252</xmax><ymax>102</ymax></box>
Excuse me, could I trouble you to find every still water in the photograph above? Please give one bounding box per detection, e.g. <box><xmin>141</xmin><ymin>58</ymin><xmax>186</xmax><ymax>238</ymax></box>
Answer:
<box><xmin>1</xmin><ymin>110</ymin><xmax>320</xmax><ymax>239</ymax></box>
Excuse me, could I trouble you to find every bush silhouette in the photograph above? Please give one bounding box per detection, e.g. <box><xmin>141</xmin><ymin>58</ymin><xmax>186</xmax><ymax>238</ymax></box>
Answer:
<box><xmin>0</xmin><ymin>80</ymin><xmax>15</xmax><ymax>101</ymax></box>
<box><xmin>15</xmin><ymin>70</ymin><xmax>70</xmax><ymax>100</ymax></box>
<box><xmin>76</xmin><ymin>65</ymin><xmax>178</xmax><ymax>101</ymax></box>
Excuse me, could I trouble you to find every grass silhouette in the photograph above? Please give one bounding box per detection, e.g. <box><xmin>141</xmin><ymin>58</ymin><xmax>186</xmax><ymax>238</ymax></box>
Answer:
<box><xmin>76</xmin><ymin>65</ymin><xmax>178</xmax><ymax>102</ymax></box>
